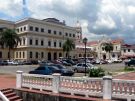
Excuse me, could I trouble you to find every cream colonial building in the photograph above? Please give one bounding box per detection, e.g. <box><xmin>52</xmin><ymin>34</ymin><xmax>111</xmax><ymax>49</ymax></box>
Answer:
<box><xmin>0</xmin><ymin>18</ymin><xmax>81</xmax><ymax>61</ymax></box>
<box><xmin>90</xmin><ymin>38</ymin><xmax>124</xmax><ymax>60</ymax></box>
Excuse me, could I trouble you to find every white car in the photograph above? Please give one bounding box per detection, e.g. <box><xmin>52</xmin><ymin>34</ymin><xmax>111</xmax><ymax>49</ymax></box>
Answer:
<box><xmin>72</xmin><ymin>63</ymin><xmax>98</xmax><ymax>73</ymax></box>
<box><xmin>6</xmin><ymin>60</ymin><xmax>18</xmax><ymax>65</ymax></box>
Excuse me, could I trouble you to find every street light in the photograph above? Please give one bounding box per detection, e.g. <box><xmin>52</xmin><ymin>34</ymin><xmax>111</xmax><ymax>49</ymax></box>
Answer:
<box><xmin>83</xmin><ymin>37</ymin><xmax>88</xmax><ymax>76</ymax></box>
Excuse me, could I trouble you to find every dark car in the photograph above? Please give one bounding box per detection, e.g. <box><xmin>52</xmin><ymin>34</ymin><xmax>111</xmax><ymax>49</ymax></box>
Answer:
<box><xmin>29</xmin><ymin>65</ymin><xmax>61</xmax><ymax>75</ymax></box>
<box><xmin>125</xmin><ymin>59</ymin><xmax>135</xmax><ymax>66</ymax></box>
<box><xmin>23</xmin><ymin>61</ymin><xmax>32</xmax><ymax>65</ymax></box>
<box><xmin>61</xmin><ymin>60</ymin><xmax>72</xmax><ymax>66</ymax></box>
<box><xmin>64</xmin><ymin>59</ymin><xmax>76</xmax><ymax>65</ymax></box>
<box><xmin>0</xmin><ymin>60</ymin><xmax>8</xmax><ymax>65</ymax></box>
<box><xmin>50</xmin><ymin>64</ymin><xmax>74</xmax><ymax>76</ymax></box>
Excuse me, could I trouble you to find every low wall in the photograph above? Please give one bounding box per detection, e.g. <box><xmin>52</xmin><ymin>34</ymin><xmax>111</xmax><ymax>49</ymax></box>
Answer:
<box><xmin>13</xmin><ymin>89</ymin><xmax>100</xmax><ymax>101</ymax></box>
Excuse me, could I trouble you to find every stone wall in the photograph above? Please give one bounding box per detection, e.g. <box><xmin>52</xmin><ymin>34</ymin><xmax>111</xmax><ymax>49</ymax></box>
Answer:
<box><xmin>13</xmin><ymin>89</ymin><xmax>95</xmax><ymax>101</ymax></box>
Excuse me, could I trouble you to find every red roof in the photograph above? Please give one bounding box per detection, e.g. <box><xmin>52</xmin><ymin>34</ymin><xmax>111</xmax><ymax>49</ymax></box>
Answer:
<box><xmin>122</xmin><ymin>44</ymin><xmax>135</xmax><ymax>48</ymax></box>
<box><xmin>76</xmin><ymin>39</ymin><xmax>124</xmax><ymax>46</ymax></box>
<box><xmin>87</xmin><ymin>41</ymin><xmax>98</xmax><ymax>46</ymax></box>
<box><xmin>111</xmin><ymin>39</ymin><xmax>123</xmax><ymax>44</ymax></box>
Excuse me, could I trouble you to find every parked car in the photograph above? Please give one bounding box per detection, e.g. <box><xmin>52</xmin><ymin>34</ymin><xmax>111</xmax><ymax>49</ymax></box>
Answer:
<box><xmin>23</xmin><ymin>61</ymin><xmax>32</xmax><ymax>65</ymax></box>
<box><xmin>113</xmin><ymin>59</ymin><xmax>122</xmax><ymax>63</ymax></box>
<box><xmin>106</xmin><ymin>59</ymin><xmax>113</xmax><ymax>64</ymax></box>
<box><xmin>50</xmin><ymin>64</ymin><xmax>74</xmax><ymax>76</ymax></box>
<box><xmin>72</xmin><ymin>63</ymin><xmax>98</xmax><ymax>73</ymax></box>
<box><xmin>63</xmin><ymin>59</ymin><xmax>76</xmax><ymax>65</ymax></box>
<box><xmin>100</xmin><ymin>59</ymin><xmax>108</xmax><ymax>64</ymax></box>
<box><xmin>125</xmin><ymin>59</ymin><xmax>135</xmax><ymax>66</ymax></box>
<box><xmin>62</xmin><ymin>60</ymin><xmax>72</xmax><ymax>66</ymax></box>
<box><xmin>6</xmin><ymin>60</ymin><xmax>18</xmax><ymax>65</ymax></box>
<box><xmin>0</xmin><ymin>60</ymin><xmax>8</xmax><ymax>65</ymax></box>
<box><xmin>29</xmin><ymin>65</ymin><xmax>61</xmax><ymax>75</ymax></box>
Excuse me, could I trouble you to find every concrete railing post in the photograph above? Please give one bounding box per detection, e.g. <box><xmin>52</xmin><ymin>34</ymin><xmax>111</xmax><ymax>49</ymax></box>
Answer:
<box><xmin>16</xmin><ymin>71</ymin><xmax>23</xmax><ymax>88</ymax></box>
<box><xmin>103</xmin><ymin>76</ymin><xmax>112</xmax><ymax>101</ymax></box>
<box><xmin>52</xmin><ymin>73</ymin><xmax>61</xmax><ymax>93</ymax></box>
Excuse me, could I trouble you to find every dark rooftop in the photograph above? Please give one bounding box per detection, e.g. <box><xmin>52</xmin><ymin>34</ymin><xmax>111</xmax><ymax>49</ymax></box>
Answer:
<box><xmin>42</xmin><ymin>18</ymin><xmax>66</xmax><ymax>26</ymax></box>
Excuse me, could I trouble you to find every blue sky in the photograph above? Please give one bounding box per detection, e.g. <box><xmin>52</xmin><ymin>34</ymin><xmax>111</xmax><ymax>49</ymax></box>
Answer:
<box><xmin>0</xmin><ymin>0</ymin><xmax>135</xmax><ymax>44</ymax></box>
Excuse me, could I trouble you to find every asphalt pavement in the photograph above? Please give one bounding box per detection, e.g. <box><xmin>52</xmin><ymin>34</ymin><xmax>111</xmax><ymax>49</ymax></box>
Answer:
<box><xmin>0</xmin><ymin>63</ymin><xmax>126</xmax><ymax>76</ymax></box>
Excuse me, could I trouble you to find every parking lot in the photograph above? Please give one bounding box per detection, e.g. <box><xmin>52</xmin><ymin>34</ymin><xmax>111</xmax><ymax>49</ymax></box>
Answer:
<box><xmin>0</xmin><ymin>63</ymin><xmax>126</xmax><ymax>76</ymax></box>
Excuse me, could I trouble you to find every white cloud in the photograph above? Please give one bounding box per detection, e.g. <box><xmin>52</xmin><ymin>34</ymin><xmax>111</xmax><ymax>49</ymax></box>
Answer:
<box><xmin>1</xmin><ymin>0</ymin><xmax>135</xmax><ymax>43</ymax></box>
<box><xmin>0</xmin><ymin>0</ymin><xmax>23</xmax><ymax>17</ymax></box>
<box><xmin>128</xmin><ymin>6</ymin><xmax>135</xmax><ymax>14</ymax></box>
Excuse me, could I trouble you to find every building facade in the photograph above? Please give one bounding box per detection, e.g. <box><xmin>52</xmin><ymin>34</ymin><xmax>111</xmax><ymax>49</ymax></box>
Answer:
<box><xmin>86</xmin><ymin>37</ymin><xmax>124</xmax><ymax>60</ymax></box>
<box><xmin>121</xmin><ymin>44</ymin><xmax>135</xmax><ymax>59</ymax></box>
<box><xmin>0</xmin><ymin>18</ymin><xmax>78</xmax><ymax>61</ymax></box>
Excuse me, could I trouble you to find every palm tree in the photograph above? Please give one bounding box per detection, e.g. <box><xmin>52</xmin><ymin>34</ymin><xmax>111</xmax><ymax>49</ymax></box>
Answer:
<box><xmin>0</xmin><ymin>29</ymin><xmax>20</xmax><ymax>60</ymax></box>
<box><xmin>103</xmin><ymin>43</ymin><xmax>113</xmax><ymax>59</ymax></box>
<box><xmin>62</xmin><ymin>38</ymin><xmax>75</xmax><ymax>58</ymax></box>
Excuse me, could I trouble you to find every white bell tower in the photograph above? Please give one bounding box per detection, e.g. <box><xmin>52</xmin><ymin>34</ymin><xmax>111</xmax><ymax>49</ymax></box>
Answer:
<box><xmin>75</xmin><ymin>21</ymin><xmax>82</xmax><ymax>43</ymax></box>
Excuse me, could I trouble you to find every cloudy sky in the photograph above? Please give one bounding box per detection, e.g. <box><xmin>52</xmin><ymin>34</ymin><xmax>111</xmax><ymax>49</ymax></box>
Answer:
<box><xmin>0</xmin><ymin>0</ymin><xmax>135</xmax><ymax>44</ymax></box>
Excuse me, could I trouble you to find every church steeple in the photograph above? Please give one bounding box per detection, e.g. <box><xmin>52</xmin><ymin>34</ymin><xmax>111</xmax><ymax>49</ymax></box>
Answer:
<box><xmin>75</xmin><ymin>21</ymin><xmax>82</xmax><ymax>42</ymax></box>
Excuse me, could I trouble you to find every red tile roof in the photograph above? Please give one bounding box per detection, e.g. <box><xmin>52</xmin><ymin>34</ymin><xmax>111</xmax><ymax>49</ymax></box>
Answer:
<box><xmin>76</xmin><ymin>39</ymin><xmax>124</xmax><ymax>46</ymax></box>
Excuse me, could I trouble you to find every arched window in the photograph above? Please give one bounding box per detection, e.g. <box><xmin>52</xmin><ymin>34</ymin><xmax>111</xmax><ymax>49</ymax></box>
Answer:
<box><xmin>41</xmin><ymin>52</ymin><xmax>44</xmax><ymax>58</ymax></box>
<box><xmin>48</xmin><ymin>41</ymin><xmax>51</xmax><ymax>47</ymax></box>
<box><xmin>0</xmin><ymin>51</ymin><xmax>2</xmax><ymax>58</ymax></box>
<box><xmin>35</xmin><ymin>52</ymin><xmax>38</xmax><ymax>58</ymax></box>
<box><xmin>30</xmin><ymin>51</ymin><xmax>32</xmax><ymax>58</ymax></box>
<box><xmin>59</xmin><ymin>53</ymin><xmax>62</xmax><ymax>57</ymax></box>
<box><xmin>79</xmin><ymin>54</ymin><xmax>82</xmax><ymax>57</ymax></box>
<box><xmin>54</xmin><ymin>52</ymin><xmax>57</xmax><ymax>60</ymax></box>
<box><xmin>48</xmin><ymin>52</ymin><xmax>51</xmax><ymax>60</ymax></box>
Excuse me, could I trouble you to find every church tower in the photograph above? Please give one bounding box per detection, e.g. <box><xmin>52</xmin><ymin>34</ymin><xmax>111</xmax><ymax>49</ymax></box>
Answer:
<box><xmin>75</xmin><ymin>21</ymin><xmax>82</xmax><ymax>43</ymax></box>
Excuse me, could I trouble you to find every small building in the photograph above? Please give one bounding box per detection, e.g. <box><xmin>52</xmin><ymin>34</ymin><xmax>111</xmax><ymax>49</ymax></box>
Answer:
<box><xmin>121</xmin><ymin>44</ymin><xmax>135</xmax><ymax>59</ymax></box>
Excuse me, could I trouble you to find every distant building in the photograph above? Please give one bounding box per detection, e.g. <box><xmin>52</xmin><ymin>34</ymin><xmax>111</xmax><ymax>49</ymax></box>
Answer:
<box><xmin>121</xmin><ymin>44</ymin><xmax>135</xmax><ymax>59</ymax></box>
<box><xmin>87</xmin><ymin>38</ymin><xmax>124</xmax><ymax>60</ymax></box>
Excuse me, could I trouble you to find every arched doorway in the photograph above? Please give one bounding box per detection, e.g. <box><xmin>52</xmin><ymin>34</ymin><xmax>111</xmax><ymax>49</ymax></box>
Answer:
<box><xmin>79</xmin><ymin>54</ymin><xmax>82</xmax><ymax>57</ymax></box>
<box><xmin>59</xmin><ymin>53</ymin><xmax>62</xmax><ymax>57</ymax></box>
<box><xmin>103</xmin><ymin>54</ymin><xmax>106</xmax><ymax>60</ymax></box>
<box><xmin>54</xmin><ymin>52</ymin><xmax>57</xmax><ymax>60</ymax></box>
<box><xmin>48</xmin><ymin>52</ymin><xmax>51</xmax><ymax>61</ymax></box>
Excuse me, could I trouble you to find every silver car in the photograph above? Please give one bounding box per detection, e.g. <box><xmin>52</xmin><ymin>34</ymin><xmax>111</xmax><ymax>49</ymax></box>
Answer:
<box><xmin>72</xmin><ymin>63</ymin><xmax>98</xmax><ymax>73</ymax></box>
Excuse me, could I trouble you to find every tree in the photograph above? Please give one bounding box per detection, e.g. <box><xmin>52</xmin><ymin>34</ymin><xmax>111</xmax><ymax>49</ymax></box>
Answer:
<box><xmin>0</xmin><ymin>29</ymin><xmax>20</xmax><ymax>60</ymax></box>
<box><xmin>62</xmin><ymin>38</ymin><xmax>75</xmax><ymax>58</ymax></box>
<box><xmin>103</xmin><ymin>43</ymin><xmax>113</xmax><ymax>59</ymax></box>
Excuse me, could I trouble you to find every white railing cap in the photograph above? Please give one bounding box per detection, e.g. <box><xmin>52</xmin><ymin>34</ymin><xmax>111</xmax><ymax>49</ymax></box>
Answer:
<box><xmin>103</xmin><ymin>76</ymin><xmax>112</xmax><ymax>80</ymax></box>
<box><xmin>16</xmin><ymin>70</ymin><xmax>23</xmax><ymax>73</ymax></box>
<box><xmin>52</xmin><ymin>73</ymin><xmax>61</xmax><ymax>76</ymax></box>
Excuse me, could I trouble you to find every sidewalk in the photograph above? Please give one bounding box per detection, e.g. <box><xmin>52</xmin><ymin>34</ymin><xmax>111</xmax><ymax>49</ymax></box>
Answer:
<box><xmin>0</xmin><ymin>74</ymin><xmax>16</xmax><ymax>89</ymax></box>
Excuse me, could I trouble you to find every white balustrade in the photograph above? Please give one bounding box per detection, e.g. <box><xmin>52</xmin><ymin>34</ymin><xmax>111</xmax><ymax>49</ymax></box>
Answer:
<box><xmin>59</xmin><ymin>76</ymin><xmax>103</xmax><ymax>97</ymax></box>
<box><xmin>112</xmin><ymin>79</ymin><xmax>135</xmax><ymax>100</ymax></box>
<box><xmin>16</xmin><ymin>71</ymin><xmax>135</xmax><ymax>101</ymax></box>
<box><xmin>22</xmin><ymin>73</ymin><xmax>53</xmax><ymax>91</ymax></box>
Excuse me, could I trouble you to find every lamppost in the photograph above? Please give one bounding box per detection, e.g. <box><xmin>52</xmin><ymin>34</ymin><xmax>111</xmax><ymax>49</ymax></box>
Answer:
<box><xmin>83</xmin><ymin>37</ymin><xmax>88</xmax><ymax>76</ymax></box>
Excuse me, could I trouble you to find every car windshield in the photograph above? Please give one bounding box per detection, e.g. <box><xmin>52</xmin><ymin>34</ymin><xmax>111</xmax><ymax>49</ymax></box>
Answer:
<box><xmin>51</xmin><ymin>64</ymin><xmax>66</xmax><ymax>69</ymax></box>
<box><xmin>87</xmin><ymin>64</ymin><xmax>94</xmax><ymax>67</ymax></box>
<box><xmin>49</xmin><ymin>66</ymin><xmax>59</xmax><ymax>71</ymax></box>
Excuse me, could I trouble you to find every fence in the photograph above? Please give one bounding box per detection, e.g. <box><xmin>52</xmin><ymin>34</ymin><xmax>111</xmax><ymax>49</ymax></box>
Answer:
<box><xmin>16</xmin><ymin>71</ymin><xmax>135</xmax><ymax>101</ymax></box>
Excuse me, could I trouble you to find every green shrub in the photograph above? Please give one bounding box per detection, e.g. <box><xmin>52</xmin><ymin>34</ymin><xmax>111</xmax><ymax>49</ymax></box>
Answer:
<box><xmin>124</xmin><ymin>67</ymin><xmax>134</xmax><ymax>71</ymax></box>
<box><xmin>88</xmin><ymin>67</ymin><xmax>105</xmax><ymax>77</ymax></box>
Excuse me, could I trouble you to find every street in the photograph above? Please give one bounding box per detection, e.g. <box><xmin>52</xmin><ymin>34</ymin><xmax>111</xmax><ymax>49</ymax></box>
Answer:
<box><xmin>0</xmin><ymin>63</ymin><xmax>126</xmax><ymax>76</ymax></box>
